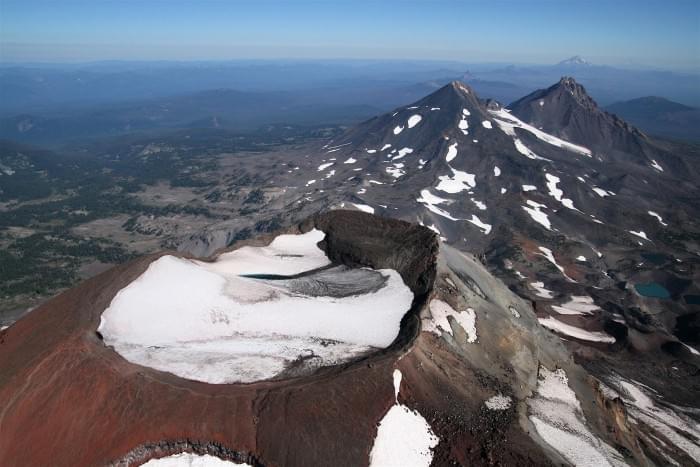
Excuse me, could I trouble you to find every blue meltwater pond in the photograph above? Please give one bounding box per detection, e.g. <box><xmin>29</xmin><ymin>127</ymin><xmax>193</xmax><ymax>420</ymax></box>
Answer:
<box><xmin>634</xmin><ymin>282</ymin><xmax>671</xmax><ymax>299</ymax></box>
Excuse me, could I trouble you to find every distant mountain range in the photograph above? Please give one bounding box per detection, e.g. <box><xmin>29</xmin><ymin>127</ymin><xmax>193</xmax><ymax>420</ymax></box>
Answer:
<box><xmin>606</xmin><ymin>96</ymin><xmax>700</xmax><ymax>141</ymax></box>
<box><xmin>1</xmin><ymin>58</ymin><xmax>698</xmax><ymax>145</ymax></box>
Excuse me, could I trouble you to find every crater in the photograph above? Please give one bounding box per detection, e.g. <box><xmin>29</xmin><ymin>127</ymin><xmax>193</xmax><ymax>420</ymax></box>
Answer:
<box><xmin>97</xmin><ymin>211</ymin><xmax>437</xmax><ymax>384</ymax></box>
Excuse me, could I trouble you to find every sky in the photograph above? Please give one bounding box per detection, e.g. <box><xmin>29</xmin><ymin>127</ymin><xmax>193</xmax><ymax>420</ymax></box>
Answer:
<box><xmin>1</xmin><ymin>0</ymin><xmax>699</xmax><ymax>69</ymax></box>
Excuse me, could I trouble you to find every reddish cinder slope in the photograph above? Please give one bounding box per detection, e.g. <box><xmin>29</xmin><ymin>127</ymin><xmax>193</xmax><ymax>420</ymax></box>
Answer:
<box><xmin>0</xmin><ymin>212</ymin><xmax>550</xmax><ymax>466</ymax></box>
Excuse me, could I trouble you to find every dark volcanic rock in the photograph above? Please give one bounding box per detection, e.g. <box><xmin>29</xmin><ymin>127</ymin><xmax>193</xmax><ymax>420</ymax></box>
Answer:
<box><xmin>508</xmin><ymin>77</ymin><xmax>647</xmax><ymax>151</ymax></box>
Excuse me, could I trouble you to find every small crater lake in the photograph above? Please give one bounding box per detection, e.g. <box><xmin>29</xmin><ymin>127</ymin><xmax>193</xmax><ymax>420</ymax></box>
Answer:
<box><xmin>634</xmin><ymin>282</ymin><xmax>671</xmax><ymax>299</ymax></box>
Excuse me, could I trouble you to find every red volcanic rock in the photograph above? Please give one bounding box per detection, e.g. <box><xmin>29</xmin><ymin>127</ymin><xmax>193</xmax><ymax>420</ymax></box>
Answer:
<box><xmin>0</xmin><ymin>212</ymin><xmax>560</xmax><ymax>466</ymax></box>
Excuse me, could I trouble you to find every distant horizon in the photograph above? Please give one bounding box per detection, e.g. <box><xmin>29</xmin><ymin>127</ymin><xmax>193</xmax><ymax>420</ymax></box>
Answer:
<box><xmin>1</xmin><ymin>0</ymin><xmax>698</xmax><ymax>70</ymax></box>
<box><xmin>0</xmin><ymin>56</ymin><xmax>698</xmax><ymax>74</ymax></box>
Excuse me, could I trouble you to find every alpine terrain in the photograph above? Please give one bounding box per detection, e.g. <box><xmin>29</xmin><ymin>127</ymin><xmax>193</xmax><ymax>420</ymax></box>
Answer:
<box><xmin>1</xmin><ymin>78</ymin><xmax>699</xmax><ymax>467</ymax></box>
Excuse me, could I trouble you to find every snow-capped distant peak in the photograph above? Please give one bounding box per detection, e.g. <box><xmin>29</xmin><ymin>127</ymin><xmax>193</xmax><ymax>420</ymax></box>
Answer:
<box><xmin>558</xmin><ymin>55</ymin><xmax>590</xmax><ymax>66</ymax></box>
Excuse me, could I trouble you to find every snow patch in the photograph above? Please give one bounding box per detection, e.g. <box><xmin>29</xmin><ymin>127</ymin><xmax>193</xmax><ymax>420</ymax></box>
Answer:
<box><xmin>417</xmin><ymin>189</ymin><xmax>459</xmax><ymax>221</ymax></box>
<box><xmin>445</xmin><ymin>142</ymin><xmax>458</xmax><ymax>162</ymax></box>
<box><xmin>344</xmin><ymin>157</ymin><xmax>357</xmax><ymax>164</ymax></box>
<box><xmin>683</xmin><ymin>343</ymin><xmax>700</xmax><ymax>356</ymax></box>
<box><xmin>650</xmin><ymin>159</ymin><xmax>663</xmax><ymax>172</ymax></box>
<box><xmin>552</xmin><ymin>296</ymin><xmax>599</xmax><ymax>316</ymax></box>
<box><xmin>436</xmin><ymin>168</ymin><xmax>475</xmax><ymax>194</ymax></box>
<box><xmin>530</xmin><ymin>281</ymin><xmax>555</xmax><ymax>299</ymax></box>
<box><xmin>592</xmin><ymin>187</ymin><xmax>615</xmax><ymax>197</ymax></box>
<box><xmin>538</xmin><ymin>246</ymin><xmax>575</xmax><ymax>282</ymax></box>
<box><xmin>369</xmin><ymin>369</ymin><xmax>439</xmax><ymax>467</ymax></box>
<box><xmin>393</xmin><ymin>125</ymin><xmax>404</xmax><ymax>135</ymax></box>
<box><xmin>423</xmin><ymin>299</ymin><xmax>477</xmax><ymax>343</ymax></box>
<box><xmin>407</xmin><ymin>114</ymin><xmax>423</xmax><ymax>128</ymax></box>
<box><xmin>482</xmin><ymin>120</ymin><xmax>492</xmax><ymax>129</ymax></box>
<box><xmin>539</xmin><ymin>317</ymin><xmax>615</xmax><ymax>343</ymax></box>
<box><xmin>528</xmin><ymin>367</ymin><xmax>622</xmax><ymax>466</ymax></box>
<box><xmin>471</xmin><ymin>198</ymin><xmax>486</xmax><ymax>210</ymax></box>
<box><xmin>386</xmin><ymin>163</ymin><xmax>406</xmax><ymax>179</ymax></box>
<box><xmin>485</xmin><ymin>394</ymin><xmax>511</xmax><ymax>410</ymax></box>
<box><xmin>648</xmin><ymin>211</ymin><xmax>667</xmax><ymax>226</ymax></box>
<box><xmin>419</xmin><ymin>221</ymin><xmax>446</xmax><ymax>241</ymax></box>
<box><xmin>493</xmin><ymin>166</ymin><xmax>501</xmax><ymax>177</ymax></box>
<box><xmin>393</xmin><ymin>147</ymin><xmax>414</xmax><ymax>160</ymax></box>
<box><xmin>352</xmin><ymin>203</ymin><xmax>375</xmax><ymax>214</ymax></box>
<box><xmin>613</xmin><ymin>378</ymin><xmax>700</xmax><ymax>461</ymax></box>
<box><xmin>142</xmin><ymin>453</ymin><xmax>250</xmax><ymax>466</ymax></box>
<box><xmin>545</xmin><ymin>173</ymin><xmax>577</xmax><ymax>210</ymax></box>
<box><xmin>458</xmin><ymin>116</ymin><xmax>469</xmax><ymax>134</ymax></box>
<box><xmin>467</xmin><ymin>214</ymin><xmax>492</xmax><ymax>235</ymax></box>
<box><xmin>490</xmin><ymin>109</ymin><xmax>592</xmax><ymax>157</ymax></box>
<box><xmin>514</xmin><ymin>138</ymin><xmax>547</xmax><ymax>161</ymax></box>
<box><xmin>523</xmin><ymin>200</ymin><xmax>551</xmax><ymax>230</ymax></box>
<box><xmin>629</xmin><ymin>230</ymin><xmax>650</xmax><ymax>242</ymax></box>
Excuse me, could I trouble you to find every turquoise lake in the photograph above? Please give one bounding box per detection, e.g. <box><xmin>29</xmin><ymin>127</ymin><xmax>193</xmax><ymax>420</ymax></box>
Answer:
<box><xmin>635</xmin><ymin>282</ymin><xmax>671</xmax><ymax>299</ymax></box>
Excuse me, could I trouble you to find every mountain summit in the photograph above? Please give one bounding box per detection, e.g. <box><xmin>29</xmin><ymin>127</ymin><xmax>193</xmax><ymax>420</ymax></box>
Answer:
<box><xmin>507</xmin><ymin>76</ymin><xmax>658</xmax><ymax>158</ymax></box>
<box><xmin>557</xmin><ymin>55</ymin><xmax>591</xmax><ymax>66</ymax></box>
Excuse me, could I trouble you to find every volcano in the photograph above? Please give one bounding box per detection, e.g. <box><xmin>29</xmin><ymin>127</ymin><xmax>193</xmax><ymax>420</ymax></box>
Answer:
<box><xmin>2</xmin><ymin>78</ymin><xmax>699</xmax><ymax>466</ymax></box>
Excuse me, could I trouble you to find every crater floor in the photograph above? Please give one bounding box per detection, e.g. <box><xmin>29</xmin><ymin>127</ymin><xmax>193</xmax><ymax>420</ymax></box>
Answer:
<box><xmin>97</xmin><ymin>229</ymin><xmax>414</xmax><ymax>384</ymax></box>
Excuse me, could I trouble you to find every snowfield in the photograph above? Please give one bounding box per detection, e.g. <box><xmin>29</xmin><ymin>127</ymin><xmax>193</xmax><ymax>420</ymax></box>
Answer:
<box><xmin>611</xmin><ymin>379</ymin><xmax>700</xmax><ymax>461</ymax></box>
<box><xmin>489</xmin><ymin>109</ymin><xmax>592</xmax><ymax>157</ymax></box>
<box><xmin>369</xmin><ymin>369</ymin><xmax>439</xmax><ymax>467</ymax></box>
<box><xmin>98</xmin><ymin>230</ymin><xmax>414</xmax><ymax>384</ymax></box>
<box><xmin>143</xmin><ymin>454</ymin><xmax>251</xmax><ymax>466</ymax></box>
<box><xmin>539</xmin><ymin>316</ymin><xmax>616</xmax><ymax>343</ymax></box>
<box><xmin>436</xmin><ymin>167</ymin><xmax>476</xmax><ymax>194</ymax></box>
<box><xmin>528</xmin><ymin>367</ymin><xmax>626</xmax><ymax>467</ymax></box>
<box><xmin>552</xmin><ymin>296</ymin><xmax>600</xmax><ymax>316</ymax></box>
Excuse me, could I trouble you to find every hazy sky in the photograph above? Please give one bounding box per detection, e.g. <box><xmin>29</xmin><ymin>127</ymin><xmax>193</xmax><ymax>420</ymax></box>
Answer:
<box><xmin>1</xmin><ymin>0</ymin><xmax>698</xmax><ymax>69</ymax></box>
